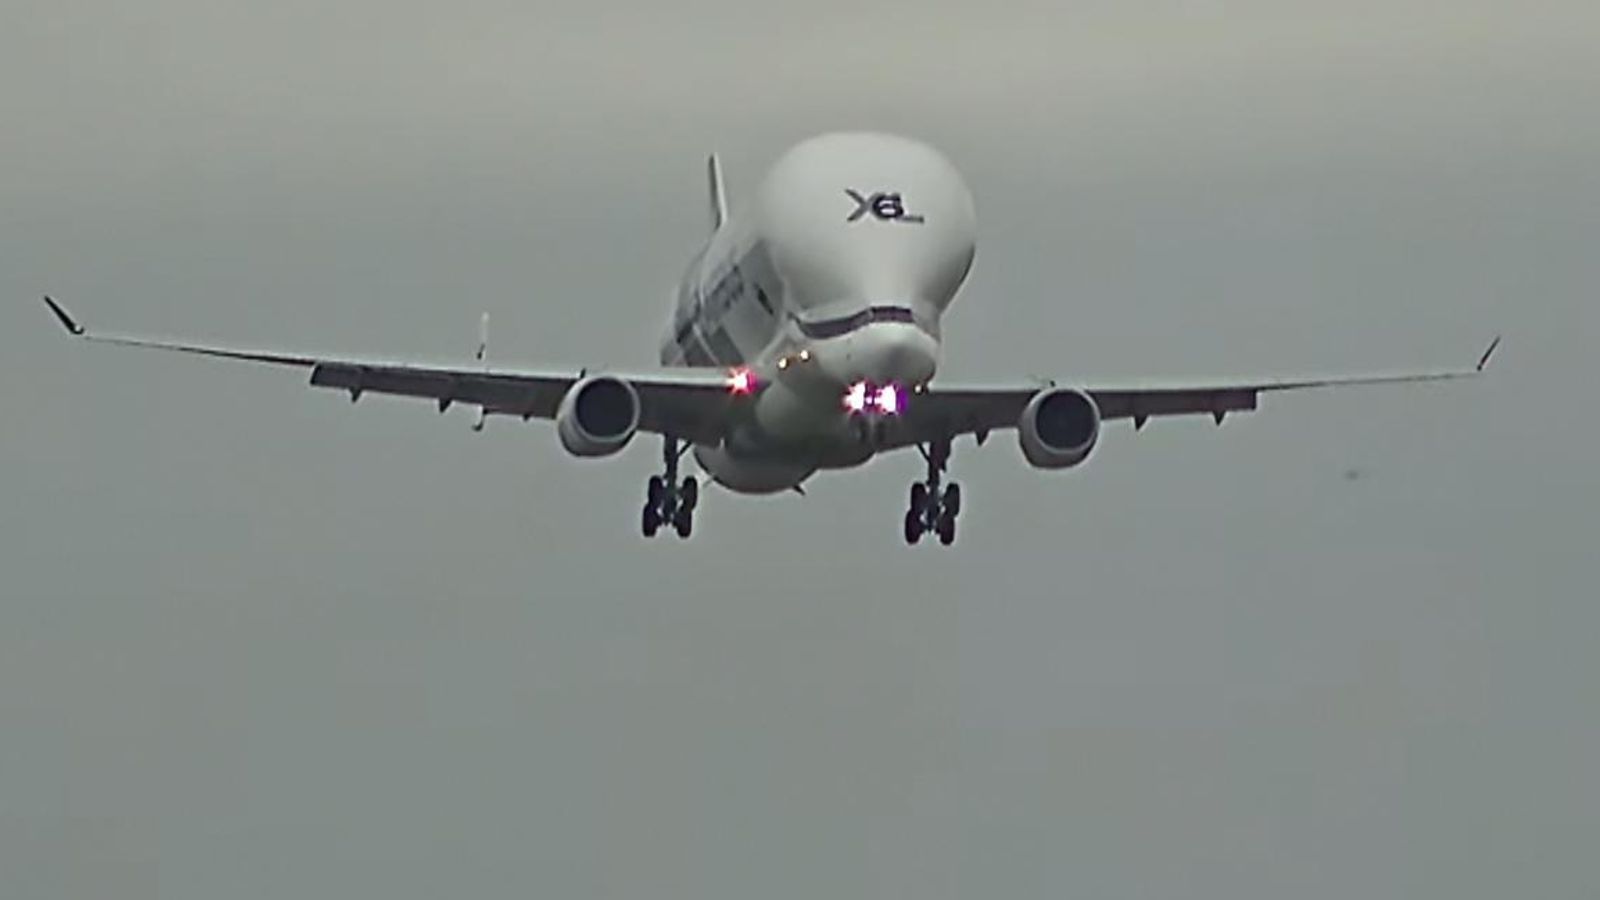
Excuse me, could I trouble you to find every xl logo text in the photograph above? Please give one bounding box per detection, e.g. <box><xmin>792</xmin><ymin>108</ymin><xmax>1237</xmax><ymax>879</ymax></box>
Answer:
<box><xmin>845</xmin><ymin>189</ymin><xmax>925</xmax><ymax>224</ymax></box>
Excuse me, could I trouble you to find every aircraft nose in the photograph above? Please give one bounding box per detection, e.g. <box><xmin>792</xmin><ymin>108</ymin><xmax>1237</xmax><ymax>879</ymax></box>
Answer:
<box><xmin>828</xmin><ymin>322</ymin><xmax>938</xmax><ymax>387</ymax></box>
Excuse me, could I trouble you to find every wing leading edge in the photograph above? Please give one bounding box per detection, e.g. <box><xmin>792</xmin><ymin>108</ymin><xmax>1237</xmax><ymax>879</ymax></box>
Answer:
<box><xmin>883</xmin><ymin>337</ymin><xmax>1498</xmax><ymax>448</ymax></box>
<box><xmin>40</xmin><ymin>296</ymin><xmax>735</xmax><ymax>445</ymax></box>
<box><xmin>42</xmin><ymin>297</ymin><xmax>1496</xmax><ymax>453</ymax></box>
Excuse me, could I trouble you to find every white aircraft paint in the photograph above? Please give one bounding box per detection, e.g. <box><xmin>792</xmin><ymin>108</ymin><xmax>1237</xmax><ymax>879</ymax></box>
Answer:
<box><xmin>40</xmin><ymin>132</ymin><xmax>1496</xmax><ymax>544</ymax></box>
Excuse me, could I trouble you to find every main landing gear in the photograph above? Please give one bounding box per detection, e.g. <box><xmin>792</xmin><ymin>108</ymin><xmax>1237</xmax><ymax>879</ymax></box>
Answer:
<box><xmin>904</xmin><ymin>438</ymin><xmax>961</xmax><ymax>546</ymax></box>
<box><xmin>642</xmin><ymin>435</ymin><xmax>698</xmax><ymax>539</ymax></box>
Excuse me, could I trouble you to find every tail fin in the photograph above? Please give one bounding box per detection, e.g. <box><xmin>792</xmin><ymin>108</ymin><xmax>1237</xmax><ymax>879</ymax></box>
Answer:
<box><xmin>707</xmin><ymin>153</ymin><xmax>728</xmax><ymax>232</ymax></box>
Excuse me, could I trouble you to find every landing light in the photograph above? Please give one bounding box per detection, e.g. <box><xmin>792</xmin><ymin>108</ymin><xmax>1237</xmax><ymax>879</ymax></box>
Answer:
<box><xmin>843</xmin><ymin>381</ymin><xmax>868</xmax><ymax>413</ymax></box>
<box><xmin>725</xmin><ymin>367</ymin><xmax>756</xmax><ymax>395</ymax></box>
<box><xmin>843</xmin><ymin>381</ymin><xmax>905</xmax><ymax>416</ymax></box>
<box><xmin>875</xmin><ymin>384</ymin><xmax>901</xmax><ymax>415</ymax></box>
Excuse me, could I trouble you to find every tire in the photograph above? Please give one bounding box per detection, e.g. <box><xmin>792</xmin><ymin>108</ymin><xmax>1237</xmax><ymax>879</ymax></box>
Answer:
<box><xmin>936</xmin><ymin>513</ymin><xmax>956</xmax><ymax>546</ymax></box>
<box><xmin>903</xmin><ymin>509</ymin><xmax>923</xmax><ymax>545</ymax></box>
<box><xmin>942</xmin><ymin>482</ymin><xmax>961</xmax><ymax>518</ymax></box>
<box><xmin>673</xmin><ymin>508</ymin><xmax>693</xmax><ymax>539</ymax></box>
<box><xmin>642</xmin><ymin>504</ymin><xmax>661</xmax><ymax>538</ymax></box>
<box><xmin>647</xmin><ymin>475</ymin><xmax>666</xmax><ymax>506</ymax></box>
<box><xmin>910</xmin><ymin>482</ymin><xmax>929</xmax><ymax>513</ymax></box>
<box><xmin>680</xmin><ymin>476</ymin><xmax>699</xmax><ymax>511</ymax></box>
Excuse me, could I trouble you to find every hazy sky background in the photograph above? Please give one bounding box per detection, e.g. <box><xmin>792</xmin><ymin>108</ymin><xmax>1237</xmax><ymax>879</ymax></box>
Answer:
<box><xmin>2</xmin><ymin>1</ymin><xmax>1597</xmax><ymax>897</ymax></box>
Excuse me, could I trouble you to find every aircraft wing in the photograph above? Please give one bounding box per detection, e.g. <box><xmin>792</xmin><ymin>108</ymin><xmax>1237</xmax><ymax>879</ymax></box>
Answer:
<box><xmin>40</xmin><ymin>297</ymin><xmax>737</xmax><ymax>446</ymax></box>
<box><xmin>884</xmin><ymin>338</ymin><xmax>1499</xmax><ymax>448</ymax></box>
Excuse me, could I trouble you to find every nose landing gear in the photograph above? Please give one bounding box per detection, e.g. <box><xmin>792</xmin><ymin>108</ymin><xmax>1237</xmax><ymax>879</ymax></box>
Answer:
<box><xmin>903</xmin><ymin>438</ymin><xmax>961</xmax><ymax>546</ymax></box>
<box><xmin>642</xmin><ymin>435</ymin><xmax>698</xmax><ymax>539</ymax></box>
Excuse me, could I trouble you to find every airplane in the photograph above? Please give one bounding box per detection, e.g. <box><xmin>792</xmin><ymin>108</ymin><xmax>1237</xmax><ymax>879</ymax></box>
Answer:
<box><xmin>40</xmin><ymin>131</ymin><xmax>1498</xmax><ymax>545</ymax></box>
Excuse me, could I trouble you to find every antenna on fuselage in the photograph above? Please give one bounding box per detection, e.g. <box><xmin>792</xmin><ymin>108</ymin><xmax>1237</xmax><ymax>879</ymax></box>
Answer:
<box><xmin>472</xmin><ymin>311</ymin><xmax>489</xmax><ymax>432</ymax></box>
<box><xmin>707</xmin><ymin>153</ymin><xmax>728</xmax><ymax>232</ymax></box>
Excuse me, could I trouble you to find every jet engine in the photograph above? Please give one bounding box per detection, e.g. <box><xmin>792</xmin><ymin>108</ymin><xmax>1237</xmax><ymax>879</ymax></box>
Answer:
<box><xmin>556</xmin><ymin>375</ymin><xmax>640</xmax><ymax>457</ymax></box>
<box><xmin>1017</xmin><ymin>387</ymin><xmax>1100</xmax><ymax>469</ymax></box>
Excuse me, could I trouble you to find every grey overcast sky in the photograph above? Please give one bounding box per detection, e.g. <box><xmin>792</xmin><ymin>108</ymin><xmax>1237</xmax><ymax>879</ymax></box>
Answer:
<box><xmin>2</xmin><ymin>1</ymin><xmax>1597</xmax><ymax>897</ymax></box>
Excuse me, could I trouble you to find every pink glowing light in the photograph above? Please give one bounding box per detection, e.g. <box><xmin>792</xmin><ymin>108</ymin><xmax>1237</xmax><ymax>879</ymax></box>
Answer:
<box><xmin>874</xmin><ymin>384</ymin><xmax>902</xmax><ymax>415</ymax></box>
<box><xmin>725</xmin><ymin>367</ymin><xmax>756</xmax><ymax>395</ymax></box>
<box><xmin>843</xmin><ymin>381</ymin><xmax>869</xmax><ymax>413</ymax></box>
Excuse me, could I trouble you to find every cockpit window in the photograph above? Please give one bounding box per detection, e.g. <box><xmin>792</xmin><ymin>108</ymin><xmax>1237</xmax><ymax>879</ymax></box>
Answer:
<box><xmin>794</xmin><ymin>305</ymin><xmax>920</xmax><ymax>340</ymax></box>
<box><xmin>871</xmin><ymin>306</ymin><xmax>916</xmax><ymax>324</ymax></box>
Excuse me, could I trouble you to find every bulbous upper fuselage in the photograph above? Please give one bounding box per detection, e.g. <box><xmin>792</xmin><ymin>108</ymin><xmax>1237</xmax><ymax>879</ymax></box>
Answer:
<box><xmin>661</xmin><ymin>132</ymin><xmax>978</xmax><ymax>493</ymax></box>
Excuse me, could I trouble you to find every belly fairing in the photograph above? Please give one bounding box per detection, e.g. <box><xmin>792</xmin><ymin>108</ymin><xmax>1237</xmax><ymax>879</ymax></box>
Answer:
<box><xmin>693</xmin><ymin>445</ymin><xmax>815</xmax><ymax>495</ymax></box>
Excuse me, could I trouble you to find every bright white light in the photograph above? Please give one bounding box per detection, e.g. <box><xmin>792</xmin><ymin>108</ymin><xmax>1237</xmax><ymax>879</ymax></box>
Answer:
<box><xmin>725</xmin><ymin>367</ymin><xmax>755</xmax><ymax>395</ymax></box>
<box><xmin>875</xmin><ymin>384</ymin><xmax>901</xmax><ymax>415</ymax></box>
<box><xmin>843</xmin><ymin>381</ymin><xmax>868</xmax><ymax>413</ymax></box>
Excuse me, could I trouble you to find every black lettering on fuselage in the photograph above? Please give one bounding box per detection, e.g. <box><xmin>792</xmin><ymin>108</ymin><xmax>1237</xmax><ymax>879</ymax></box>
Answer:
<box><xmin>845</xmin><ymin>189</ymin><xmax>925</xmax><ymax>224</ymax></box>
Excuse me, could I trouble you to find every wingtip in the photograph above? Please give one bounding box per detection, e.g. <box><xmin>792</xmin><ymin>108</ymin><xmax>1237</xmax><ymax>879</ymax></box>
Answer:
<box><xmin>42</xmin><ymin>295</ymin><xmax>86</xmax><ymax>336</ymax></box>
<box><xmin>1476</xmin><ymin>335</ymin><xmax>1502</xmax><ymax>372</ymax></box>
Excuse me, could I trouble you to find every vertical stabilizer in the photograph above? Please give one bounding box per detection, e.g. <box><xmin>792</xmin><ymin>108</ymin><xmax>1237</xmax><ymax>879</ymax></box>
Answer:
<box><xmin>707</xmin><ymin>153</ymin><xmax>729</xmax><ymax>232</ymax></box>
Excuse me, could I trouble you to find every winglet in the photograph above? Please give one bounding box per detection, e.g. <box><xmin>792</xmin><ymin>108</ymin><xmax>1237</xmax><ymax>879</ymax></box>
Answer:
<box><xmin>1476</xmin><ymin>335</ymin><xmax>1501</xmax><ymax>372</ymax></box>
<box><xmin>42</xmin><ymin>296</ymin><xmax>86</xmax><ymax>336</ymax></box>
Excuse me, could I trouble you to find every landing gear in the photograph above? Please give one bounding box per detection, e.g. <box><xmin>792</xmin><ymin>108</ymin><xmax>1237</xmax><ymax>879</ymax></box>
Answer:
<box><xmin>904</xmin><ymin>438</ymin><xmax>962</xmax><ymax>546</ymax></box>
<box><xmin>673</xmin><ymin>476</ymin><xmax>697</xmax><ymax>538</ymax></box>
<box><xmin>642</xmin><ymin>436</ymin><xmax>698</xmax><ymax>540</ymax></box>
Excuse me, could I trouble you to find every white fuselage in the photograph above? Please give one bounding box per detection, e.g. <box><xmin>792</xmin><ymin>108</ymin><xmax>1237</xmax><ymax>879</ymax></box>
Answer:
<box><xmin>660</xmin><ymin>132</ymin><xmax>978</xmax><ymax>493</ymax></box>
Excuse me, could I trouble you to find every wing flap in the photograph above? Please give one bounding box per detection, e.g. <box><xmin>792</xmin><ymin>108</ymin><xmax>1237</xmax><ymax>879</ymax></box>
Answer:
<box><xmin>42</xmin><ymin>296</ymin><xmax>1494</xmax><ymax>456</ymax></box>
<box><xmin>43</xmin><ymin>296</ymin><xmax>738</xmax><ymax>445</ymax></box>
<box><xmin>308</xmin><ymin>363</ymin><xmax>570</xmax><ymax>418</ymax></box>
<box><xmin>1094</xmin><ymin>387</ymin><xmax>1258</xmax><ymax>425</ymax></box>
<box><xmin>889</xmin><ymin>338</ymin><xmax>1495</xmax><ymax>446</ymax></box>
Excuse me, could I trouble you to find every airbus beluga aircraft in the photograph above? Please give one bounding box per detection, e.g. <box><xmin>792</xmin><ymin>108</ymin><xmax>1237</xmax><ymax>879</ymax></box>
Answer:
<box><xmin>42</xmin><ymin>132</ymin><xmax>1497</xmax><ymax>545</ymax></box>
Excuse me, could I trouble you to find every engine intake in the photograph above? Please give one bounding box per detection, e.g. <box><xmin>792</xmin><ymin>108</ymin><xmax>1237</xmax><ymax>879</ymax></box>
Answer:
<box><xmin>557</xmin><ymin>376</ymin><xmax>640</xmax><ymax>457</ymax></box>
<box><xmin>1018</xmin><ymin>387</ymin><xmax>1100</xmax><ymax>469</ymax></box>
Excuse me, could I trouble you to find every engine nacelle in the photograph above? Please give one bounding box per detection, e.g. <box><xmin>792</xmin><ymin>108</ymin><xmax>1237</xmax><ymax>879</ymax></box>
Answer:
<box><xmin>556</xmin><ymin>375</ymin><xmax>640</xmax><ymax>457</ymax></box>
<box><xmin>1017</xmin><ymin>387</ymin><xmax>1100</xmax><ymax>469</ymax></box>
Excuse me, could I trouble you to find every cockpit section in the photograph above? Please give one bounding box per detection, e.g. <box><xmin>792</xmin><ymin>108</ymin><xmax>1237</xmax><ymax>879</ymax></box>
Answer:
<box><xmin>791</xmin><ymin>305</ymin><xmax>929</xmax><ymax>340</ymax></box>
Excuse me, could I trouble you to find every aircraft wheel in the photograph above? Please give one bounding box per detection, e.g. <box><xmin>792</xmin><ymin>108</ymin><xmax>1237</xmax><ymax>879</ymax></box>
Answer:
<box><xmin>942</xmin><ymin>482</ymin><xmax>961</xmax><ymax>518</ymax></box>
<box><xmin>647</xmin><ymin>475</ymin><xmax>666</xmax><ymax>506</ymax></box>
<box><xmin>680</xmin><ymin>476</ymin><xmax>699</xmax><ymax>512</ymax></box>
<box><xmin>936</xmin><ymin>513</ymin><xmax>956</xmax><ymax>546</ymax></box>
<box><xmin>642</xmin><ymin>504</ymin><xmax>661</xmax><ymax>538</ymax></box>
<box><xmin>673</xmin><ymin>507</ymin><xmax>694</xmax><ymax>539</ymax></box>
<box><xmin>910</xmin><ymin>481</ymin><xmax>929</xmax><ymax>514</ymax></box>
<box><xmin>904</xmin><ymin>509</ymin><xmax>924</xmax><ymax>545</ymax></box>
